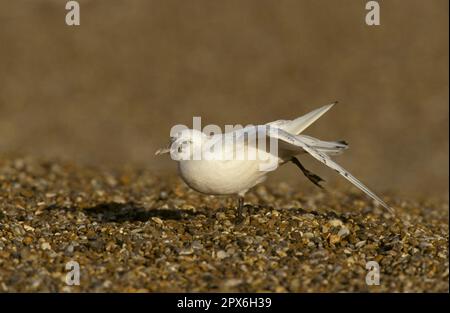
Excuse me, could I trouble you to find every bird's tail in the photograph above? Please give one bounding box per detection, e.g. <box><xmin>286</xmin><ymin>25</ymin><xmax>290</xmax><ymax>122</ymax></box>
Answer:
<box><xmin>283</xmin><ymin>102</ymin><xmax>337</xmax><ymax>135</ymax></box>
<box><xmin>298</xmin><ymin>135</ymin><xmax>348</xmax><ymax>155</ymax></box>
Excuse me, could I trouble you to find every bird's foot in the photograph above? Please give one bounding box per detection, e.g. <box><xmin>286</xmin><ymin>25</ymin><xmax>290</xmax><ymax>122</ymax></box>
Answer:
<box><xmin>291</xmin><ymin>157</ymin><xmax>325</xmax><ymax>189</ymax></box>
<box><xmin>303</xmin><ymin>169</ymin><xmax>325</xmax><ymax>188</ymax></box>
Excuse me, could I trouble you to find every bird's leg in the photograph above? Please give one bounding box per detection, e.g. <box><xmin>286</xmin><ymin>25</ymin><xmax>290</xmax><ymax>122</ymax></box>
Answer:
<box><xmin>237</xmin><ymin>196</ymin><xmax>244</xmax><ymax>221</ymax></box>
<box><xmin>291</xmin><ymin>157</ymin><xmax>325</xmax><ymax>189</ymax></box>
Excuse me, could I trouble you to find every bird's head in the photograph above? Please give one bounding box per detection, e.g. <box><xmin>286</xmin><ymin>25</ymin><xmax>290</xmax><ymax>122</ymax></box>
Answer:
<box><xmin>155</xmin><ymin>129</ymin><xmax>206</xmax><ymax>160</ymax></box>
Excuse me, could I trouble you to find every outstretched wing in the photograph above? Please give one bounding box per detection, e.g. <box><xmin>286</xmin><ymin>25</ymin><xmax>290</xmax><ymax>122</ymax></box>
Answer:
<box><xmin>267</xmin><ymin>127</ymin><xmax>394</xmax><ymax>214</ymax></box>
<box><xmin>267</xmin><ymin>102</ymin><xmax>336</xmax><ymax>135</ymax></box>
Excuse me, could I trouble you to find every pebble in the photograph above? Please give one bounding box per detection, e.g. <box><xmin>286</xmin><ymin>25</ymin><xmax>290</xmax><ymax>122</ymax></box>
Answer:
<box><xmin>223</xmin><ymin>279</ymin><xmax>243</xmax><ymax>288</ymax></box>
<box><xmin>151</xmin><ymin>217</ymin><xmax>163</xmax><ymax>225</ymax></box>
<box><xmin>329</xmin><ymin>234</ymin><xmax>341</xmax><ymax>245</ymax></box>
<box><xmin>40</xmin><ymin>242</ymin><xmax>51</xmax><ymax>250</ymax></box>
<box><xmin>329</xmin><ymin>219</ymin><xmax>344</xmax><ymax>227</ymax></box>
<box><xmin>179</xmin><ymin>248</ymin><xmax>194</xmax><ymax>256</ymax></box>
<box><xmin>216</xmin><ymin>250</ymin><xmax>228</xmax><ymax>259</ymax></box>
<box><xmin>0</xmin><ymin>157</ymin><xmax>447</xmax><ymax>293</ymax></box>
<box><xmin>338</xmin><ymin>227</ymin><xmax>350</xmax><ymax>238</ymax></box>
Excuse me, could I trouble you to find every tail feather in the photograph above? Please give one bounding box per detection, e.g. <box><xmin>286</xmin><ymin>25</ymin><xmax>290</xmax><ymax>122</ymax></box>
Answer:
<box><xmin>298</xmin><ymin>135</ymin><xmax>348</xmax><ymax>155</ymax></box>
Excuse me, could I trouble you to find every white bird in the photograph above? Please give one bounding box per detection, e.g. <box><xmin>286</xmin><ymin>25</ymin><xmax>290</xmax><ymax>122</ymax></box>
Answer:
<box><xmin>156</xmin><ymin>102</ymin><xmax>393</xmax><ymax>216</ymax></box>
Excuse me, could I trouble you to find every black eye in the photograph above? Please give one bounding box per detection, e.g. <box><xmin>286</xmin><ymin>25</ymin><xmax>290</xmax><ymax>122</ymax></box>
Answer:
<box><xmin>177</xmin><ymin>140</ymin><xmax>190</xmax><ymax>153</ymax></box>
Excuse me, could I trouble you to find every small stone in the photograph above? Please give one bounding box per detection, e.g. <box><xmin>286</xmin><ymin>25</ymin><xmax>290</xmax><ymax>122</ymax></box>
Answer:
<box><xmin>86</xmin><ymin>230</ymin><xmax>97</xmax><ymax>240</ymax></box>
<box><xmin>271</xmin><ymin>210</ymin><xmax>280</xmax><ymax>217</ymax></box>
<box><xmin>41</xmin><ymin>242</ymin><xmax>51</xmax><ymax>250</ymax></box>
<box><xmin>112</xmin><ymin>195</ymin><xmax>126</xmax><ymax>204</ymax></box>
<box><xmin>89</xmin><ymin>240</ymin><xmax>105</xmax><ymax>251</ymax></box>
<box><xmin>23</xmin><ymin>225</ymin><xmax>35</xmax><ymax>232</ymax></box>
<box><xmin>216</xmin><ymin>250</ymin><xmax>228</xmax><ymax>259</ymax></box>
<box><xmin>65</xmin><ymin>244</ymin><xmax>74</xmax><ymax>254</ymax></box>
<box><xmin>179</xmin><ymin>248</ymin><xmax>194</xmax><ymax>255</ymax></box>
<box><xmin>192</xmin><ymin>241</ymin><xmax>203</xmax><ymax>250</ymax></box>
<box><xmin>216</xmin><ymin>212</ymin><xmax>226</xmax><ymax>220</ymax></box>
<box><xmin>329</xmin><ymin>234</ymin><xmax>341</xmax><ymax>245</ymax></box>
<box><xmin>159</xmin><ymin>191</ymin><xmax>168</xmax><ymax>200</ymax></box>
<box><xmin>152</xmin><ymin>217</ymin><xmax>163</xmax><ymax>225</ymax></box>
<box><xmin>338</xmin><ymin>227</ymin><xmax>350</xmax><ymax>238</ymax></box>
<box><xmin>224</xmin><ymin>279</ymin><xmax>242</xmax><ymax>288</ymax></box>
<box><xmin>23</xmin><ymin>237</ymin><xmax>33</xmax><ymax>245</ymax></box>
<box><xmin>105</xmin><ymin>175</ymin><xmax>117</xmax><ymax>187</ymax></box>
<box><xmin>329</xmin><ymin>219</ymin><xmax>343</xmax><ymax>227</ymax></box>
<box><xmin>289</xmin><ymin>278</ymin><xmax>301</xmax><ymax>291</ymax></box>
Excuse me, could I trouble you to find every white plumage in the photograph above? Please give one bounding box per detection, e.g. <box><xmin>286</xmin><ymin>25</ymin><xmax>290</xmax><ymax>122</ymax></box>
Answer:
<box><xmin>156</xmin><ymin>103</ymin><xmax>393</xmax><ymax>214</ymax></box>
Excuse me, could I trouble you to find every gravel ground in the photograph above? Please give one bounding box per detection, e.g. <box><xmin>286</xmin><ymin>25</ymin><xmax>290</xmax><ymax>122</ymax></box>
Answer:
<box><xmin>0</xmin><ymin>157</ymin><xmax>448</xmax><ymax>292</ymax></box>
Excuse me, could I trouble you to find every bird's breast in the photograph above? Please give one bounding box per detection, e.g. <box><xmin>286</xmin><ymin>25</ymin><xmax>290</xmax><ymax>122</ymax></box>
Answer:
<box><xmin>177</xmin><ymin>159</ymin><xmax>269</xmax><ymax>195</ymax></box>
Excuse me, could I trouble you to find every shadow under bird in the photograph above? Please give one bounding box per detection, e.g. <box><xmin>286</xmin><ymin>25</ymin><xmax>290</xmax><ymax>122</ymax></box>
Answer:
<box><xmin>156</xmin><ymin>102</ymin><xmax>393</xmax><ymax>216</ymax></box>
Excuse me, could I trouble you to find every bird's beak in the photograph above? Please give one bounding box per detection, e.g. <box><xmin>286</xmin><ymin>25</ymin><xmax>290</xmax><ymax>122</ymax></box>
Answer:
<box><xmin>155</xmin><ymin>139</ymin><xmax>173</xmax><ymax>156</ymax></box>
<box><xmin>155</xmin><ymin>147</ymin><xmax>170</xmax><ymax>155</ymax></box>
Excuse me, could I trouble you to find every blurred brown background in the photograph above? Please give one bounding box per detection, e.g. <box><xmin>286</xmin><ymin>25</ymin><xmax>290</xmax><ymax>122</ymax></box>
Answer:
<box><xmin>0</xmin><ymin>0</ymin><xmax>448</xmax><ymax>198</ymax></box>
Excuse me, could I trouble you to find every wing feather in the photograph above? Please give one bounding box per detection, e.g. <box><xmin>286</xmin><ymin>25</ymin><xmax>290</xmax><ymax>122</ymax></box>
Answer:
<box><xmin>267</xmin><ymin>127</ymin><xmax>394</xmax><ymax>214</ymax></box>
